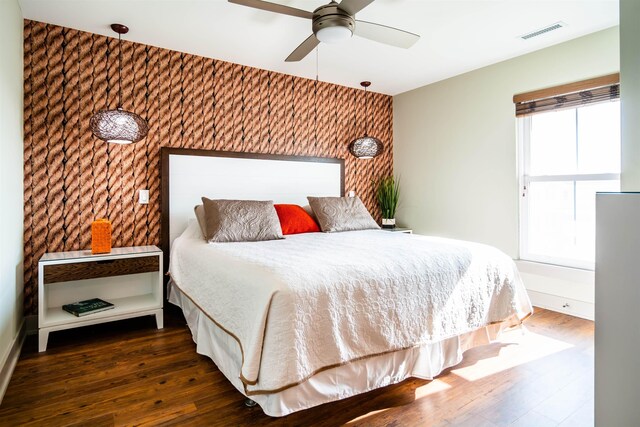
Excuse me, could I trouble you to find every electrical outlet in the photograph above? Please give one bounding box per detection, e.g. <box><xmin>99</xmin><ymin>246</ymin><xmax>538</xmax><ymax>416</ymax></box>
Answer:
<box><xmin>138</xmin><ymin>189</ymin><xmax>149</xmax><ymax>204</ymax></box>
<box><xmin>348</xmin><ymin>190</ymin><xmax>356</xmax><ymax>198</ymax></box>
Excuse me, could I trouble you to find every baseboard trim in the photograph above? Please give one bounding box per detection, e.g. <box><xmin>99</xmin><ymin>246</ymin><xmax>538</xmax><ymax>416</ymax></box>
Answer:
<box><xmin>528</xmin><ymin>290</ymin><xmax>594</xmax><ymax>321</ymax></box>
<box><xmin>0</xmin><ymin>320</ymin><xmax>26</xmax><ymax>404</ymax></box>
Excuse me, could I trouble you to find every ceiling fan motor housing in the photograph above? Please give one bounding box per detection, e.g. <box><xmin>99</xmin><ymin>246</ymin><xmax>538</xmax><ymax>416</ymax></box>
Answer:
<box><xmin>312</xmin><ymin>3</ymin><xmax>355</xmax><ymax>42</ymax></box>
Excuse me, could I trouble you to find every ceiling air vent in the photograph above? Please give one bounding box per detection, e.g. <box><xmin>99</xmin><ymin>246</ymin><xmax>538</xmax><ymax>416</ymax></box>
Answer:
<box><xmin>520</xmin><ymin>22</ymin><xmax>566</xmax><ymax>40</ymax></box>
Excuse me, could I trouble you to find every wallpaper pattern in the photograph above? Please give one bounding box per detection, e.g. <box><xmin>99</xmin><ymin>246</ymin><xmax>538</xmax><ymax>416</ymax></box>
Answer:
<box><xmin>22</xmin><ymin>20</ymin><xmax>393</xmax><ymax>315</ymax></box>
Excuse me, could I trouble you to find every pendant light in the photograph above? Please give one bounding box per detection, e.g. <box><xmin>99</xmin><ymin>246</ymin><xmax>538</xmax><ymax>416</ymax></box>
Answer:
<box><xmin>90</xmin><ymin>24</ymin><xmax>148</xmax><ymax>144</ymax></box>
<box><xmin>348</xmin><ymin>81</ymin><xmax>383</xmax><ymax>159</ymax></box>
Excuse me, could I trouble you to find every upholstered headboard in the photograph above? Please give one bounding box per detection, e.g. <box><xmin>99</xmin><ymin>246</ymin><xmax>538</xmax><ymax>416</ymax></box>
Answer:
<box><xmin>160</xmin><ymin>148</ymin><xmax>344</xmax><ymax>277</ymax></box>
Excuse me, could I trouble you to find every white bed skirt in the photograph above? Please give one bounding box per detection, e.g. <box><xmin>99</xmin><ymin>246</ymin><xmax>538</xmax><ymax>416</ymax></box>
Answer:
<box><xmin>169</xmin><ymin>283</ymin><xmax>520</xmax><ymax>417</ymax></box>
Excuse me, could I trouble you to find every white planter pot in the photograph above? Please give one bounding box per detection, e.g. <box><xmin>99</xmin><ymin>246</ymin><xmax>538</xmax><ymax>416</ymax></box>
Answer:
<box><xmin>382</xmin><ymin>218</ymin><xmax>396</xmax><ymax>229</ymax></box>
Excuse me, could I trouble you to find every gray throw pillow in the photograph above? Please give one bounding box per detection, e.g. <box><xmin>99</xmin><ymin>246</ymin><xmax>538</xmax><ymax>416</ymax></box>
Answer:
<box><xmin>307</xmin><ymin>196</ymin><xmax>380</xmax><ymax>232</ymax></box>
<box><xmin>201</xmin><ymin>198</ymin><xmax>284</xmax><ymax>243</ymax></box>
<box><xmin>302</xmin><ymin>204</ymin><xmax>317</xmax><ymax>222</ymax></box>
<box><xmin>194</xmin><ymin>204</ymin><xmax>207</xmax><ymax>238</ymax></box>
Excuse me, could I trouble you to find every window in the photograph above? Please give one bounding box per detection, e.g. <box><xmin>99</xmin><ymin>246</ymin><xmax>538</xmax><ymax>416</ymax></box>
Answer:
<box><xmin>519</xmin><ymin>100</ymin><xmax>620</xmax><ymax>269</ymax></box>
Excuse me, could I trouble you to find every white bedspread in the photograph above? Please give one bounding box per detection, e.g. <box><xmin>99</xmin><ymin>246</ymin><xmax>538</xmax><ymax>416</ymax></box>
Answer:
<box><xmin>169</xmin><ymin>223</ymin><xmax>532</xmax><ymax>393</ymax></box>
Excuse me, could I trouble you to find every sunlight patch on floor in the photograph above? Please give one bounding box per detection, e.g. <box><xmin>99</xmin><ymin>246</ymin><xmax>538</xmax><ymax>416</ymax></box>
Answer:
<box><xmin>344</xmin><ymin>379</ymin><xmax>450</xmax><ymax>424</ymax></box>
<box><xmin>451</xmin><ymin>329</ymin><xmax>574</xmax><ymax>381</ymax></box>
<box><xmin>414</xmin><ymin>378</ymin><xmax>452</xmax><ymax>399</ymax></box>
<box><xmin>344</xmin><ymin>408</ymin><xmax>390</xmax><ymax>425</ymax></box>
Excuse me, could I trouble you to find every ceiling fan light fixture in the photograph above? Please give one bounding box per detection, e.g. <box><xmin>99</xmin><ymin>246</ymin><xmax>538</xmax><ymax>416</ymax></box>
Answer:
<box><xmin>316</xmin><ymin>25</ymin><xmax>353</xmax><ymax>43</ymax></box>
<box><xmin>312</xmin><ymin>2</ymin><xmax>355</xmax><ymax>44</ymax></box>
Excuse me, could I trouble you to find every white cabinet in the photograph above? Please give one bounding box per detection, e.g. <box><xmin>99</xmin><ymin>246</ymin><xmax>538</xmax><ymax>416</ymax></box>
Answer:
<box><xmin>38</xmin><ymin>246</ymin><xmax>163</xmax><ymax>352</ymax></box>
<box><xmin>595</xmin><ymin>192</ymin><xmax>640</xmax><ymax>426</ymax></box>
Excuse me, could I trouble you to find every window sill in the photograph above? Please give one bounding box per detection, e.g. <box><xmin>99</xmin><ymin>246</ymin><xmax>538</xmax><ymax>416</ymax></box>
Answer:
<box><xmin>515</xmin><ymin>260</ymin><xmax>595</xmax><ymax>284</ymax></box>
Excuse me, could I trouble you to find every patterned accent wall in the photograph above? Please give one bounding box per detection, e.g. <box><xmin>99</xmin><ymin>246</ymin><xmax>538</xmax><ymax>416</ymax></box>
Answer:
<box><xmin>22</xmin><ymin>20</ymin><xmax>393</xmax><ymax>315</ymax></box>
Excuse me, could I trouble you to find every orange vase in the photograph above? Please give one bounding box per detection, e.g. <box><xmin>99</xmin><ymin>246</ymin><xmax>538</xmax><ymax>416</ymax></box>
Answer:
<box><xmin>91</xmin><ymin>219</ymin><xmax>112</xmax><ymax>254</ymax></box>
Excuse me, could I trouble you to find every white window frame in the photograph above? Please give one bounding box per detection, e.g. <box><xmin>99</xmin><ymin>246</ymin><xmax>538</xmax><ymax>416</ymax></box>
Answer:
<box><xmin>518</xmin><ymin>110</ymin><xmax>620</xmax><ymax>271</ymax></box>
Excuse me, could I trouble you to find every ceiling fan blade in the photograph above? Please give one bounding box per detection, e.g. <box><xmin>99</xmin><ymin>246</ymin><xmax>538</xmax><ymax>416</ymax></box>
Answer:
<box><xmin>285</xmin><ymin>34</ymin><xmax>320</xmax><ymax>62</ymax></box>
<box><xmin>338</xmin><ymin>0</ymin><xmax>375</xmax><ymax>15</ymax></box>
<box><xmin>228</xmin><ymin>0</ymin><xmax>313</xmax><ymax>19</ymax></box>
<box><xmin>354</xmin><ymin>20</ymin><xmax>420</xmax><ymax>48</ymax></box>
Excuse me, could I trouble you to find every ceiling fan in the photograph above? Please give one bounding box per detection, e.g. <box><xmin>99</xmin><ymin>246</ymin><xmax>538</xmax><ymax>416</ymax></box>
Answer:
<box><xmin>228</xmin><ymin>0</ymin><xmax>420</xmax><ymax>62</ymax></box>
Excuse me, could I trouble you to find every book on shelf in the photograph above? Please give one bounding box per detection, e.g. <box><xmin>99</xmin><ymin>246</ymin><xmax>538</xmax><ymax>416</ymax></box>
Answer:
<box><xmin>62</xmin><ymin>298</ymin><xmax>115</xmax><ymax>317</ymax></box>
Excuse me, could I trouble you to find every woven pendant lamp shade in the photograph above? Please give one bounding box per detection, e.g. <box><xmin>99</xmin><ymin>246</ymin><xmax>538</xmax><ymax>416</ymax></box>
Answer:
<box><xmin>90</xmin><ymin>24</ymin><xmax>148</xmax><ymax>144</ymax></box>
<box><xmin>348</xmin><ymin>136</ymin><xmax>383</xmax><ymax>159</ymax></box>
<box><xmin>349</xmin><ymin>81</ymin><xmax>383</xmax><ymax>159</ymax></box>
<box><xmin>90</xmin><ymin>108</ymin><xmax>148</xmax><ymax>144</ymax></box>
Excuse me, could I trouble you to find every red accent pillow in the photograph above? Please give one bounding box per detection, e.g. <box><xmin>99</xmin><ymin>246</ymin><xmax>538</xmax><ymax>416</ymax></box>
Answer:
<box><xmin>274</xmin><ymin>204</ymin><xmax>320</xmax><ymax>235</ymax></box>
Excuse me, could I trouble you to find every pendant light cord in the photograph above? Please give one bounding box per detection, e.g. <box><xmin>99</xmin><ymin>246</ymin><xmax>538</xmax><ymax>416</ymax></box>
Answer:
<box><xmin>315</xmin><ymin>47</ymin><xmax>319</xmax><ymax>147</ymax></box>
<box><xmin>118</xmin><ymin>32</ymin><xmax>123</xmax><ymax>108</ymax></box>
<box><xmin>364</xmin><ymin>85</ymin><xmax>368</xmax><ymax>137</ymax></box>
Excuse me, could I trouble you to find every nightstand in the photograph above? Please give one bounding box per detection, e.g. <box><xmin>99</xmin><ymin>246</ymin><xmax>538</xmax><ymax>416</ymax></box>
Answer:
<box><xmin>38</xmin><ymin>246</ymin><xmax>163</xmax><ymax>352</ymax></box>
<box><xmin>381</xmin><ymin>227</ymin><xmax>413</xmax><ymax>234</ymax></box>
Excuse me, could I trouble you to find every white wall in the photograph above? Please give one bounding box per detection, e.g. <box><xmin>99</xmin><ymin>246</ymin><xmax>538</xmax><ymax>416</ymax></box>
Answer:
<box><xmin>393</xmin><ymin>27</ymin><xmax>619</xmax><ymax>311</ymax></box>
<box><xmin>0</xmin><ymin>0</ymin><xmax>24</xmax><ymax>386</ymax></box>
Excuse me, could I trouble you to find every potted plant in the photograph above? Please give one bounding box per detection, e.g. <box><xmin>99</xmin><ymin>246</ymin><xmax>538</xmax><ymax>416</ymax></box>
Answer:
<box><xmin>375</xmin><ymin>175</ymin><xmax>400</xmax><ymax>229</ymax></box>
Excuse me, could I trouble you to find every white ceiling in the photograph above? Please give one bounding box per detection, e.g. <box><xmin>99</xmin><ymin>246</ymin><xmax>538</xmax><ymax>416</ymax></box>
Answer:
<box><xmin>18</xmin><ymin>0</ymin><xmax>618</xmax><ymax>95</ymax></box>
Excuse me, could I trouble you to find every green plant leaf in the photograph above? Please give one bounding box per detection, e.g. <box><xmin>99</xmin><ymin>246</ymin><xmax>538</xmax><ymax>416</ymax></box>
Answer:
<box><xmin>375</xmin><ymin>175</ymin><xmax>400</xmax><ymax>219</ymax></box>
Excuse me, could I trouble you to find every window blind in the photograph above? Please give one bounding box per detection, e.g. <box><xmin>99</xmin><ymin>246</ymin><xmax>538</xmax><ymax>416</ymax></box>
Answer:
<box><xmin>513</xmin><ymin>73</ymin><xmax>620</xmax><ymax>117</ymax></box>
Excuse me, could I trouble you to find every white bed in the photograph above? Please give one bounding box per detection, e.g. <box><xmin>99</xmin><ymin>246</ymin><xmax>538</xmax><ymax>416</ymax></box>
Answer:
<box><xmin>161</xmin><ymin>148</ymin><xmax>533</xmax><ymax>417</ymax></box>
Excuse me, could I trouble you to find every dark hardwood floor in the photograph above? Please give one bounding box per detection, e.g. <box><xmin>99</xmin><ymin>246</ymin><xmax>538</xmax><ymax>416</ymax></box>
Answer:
<box><xmin>0</xmin><ymin>307</ymin><xmax>594</xmax><ymax>426</ymax></box>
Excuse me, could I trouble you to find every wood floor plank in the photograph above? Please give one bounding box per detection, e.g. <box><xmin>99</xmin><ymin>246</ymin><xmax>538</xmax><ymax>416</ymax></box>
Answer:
<box><xmin>0</xmin><ymin>307</ymin><xmax>594</xmax><ymax>426</ymax></box>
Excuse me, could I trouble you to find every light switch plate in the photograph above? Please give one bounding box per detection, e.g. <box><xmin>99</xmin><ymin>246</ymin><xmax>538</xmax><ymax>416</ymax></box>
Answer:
<box><xmin>138</xmin><ymin>189</ymin><xmax>149</xmax><ymax>204</ymax></box>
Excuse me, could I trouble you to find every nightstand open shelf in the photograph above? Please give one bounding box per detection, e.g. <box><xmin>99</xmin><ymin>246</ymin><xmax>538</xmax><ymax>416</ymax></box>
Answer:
<box><xmin>42</xmin><ymin>294</ymin><xmax>159</xmax><ymax>327</ymax></box>
<box><xmin>381</xmin><ymin>227</ymin><xmax>413</xmax><ymax>234</ymax></box>
<box><xmin>38</xmin><ymin>245</ymin><xmax>163</xmax><ymax>352</ymax></box>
